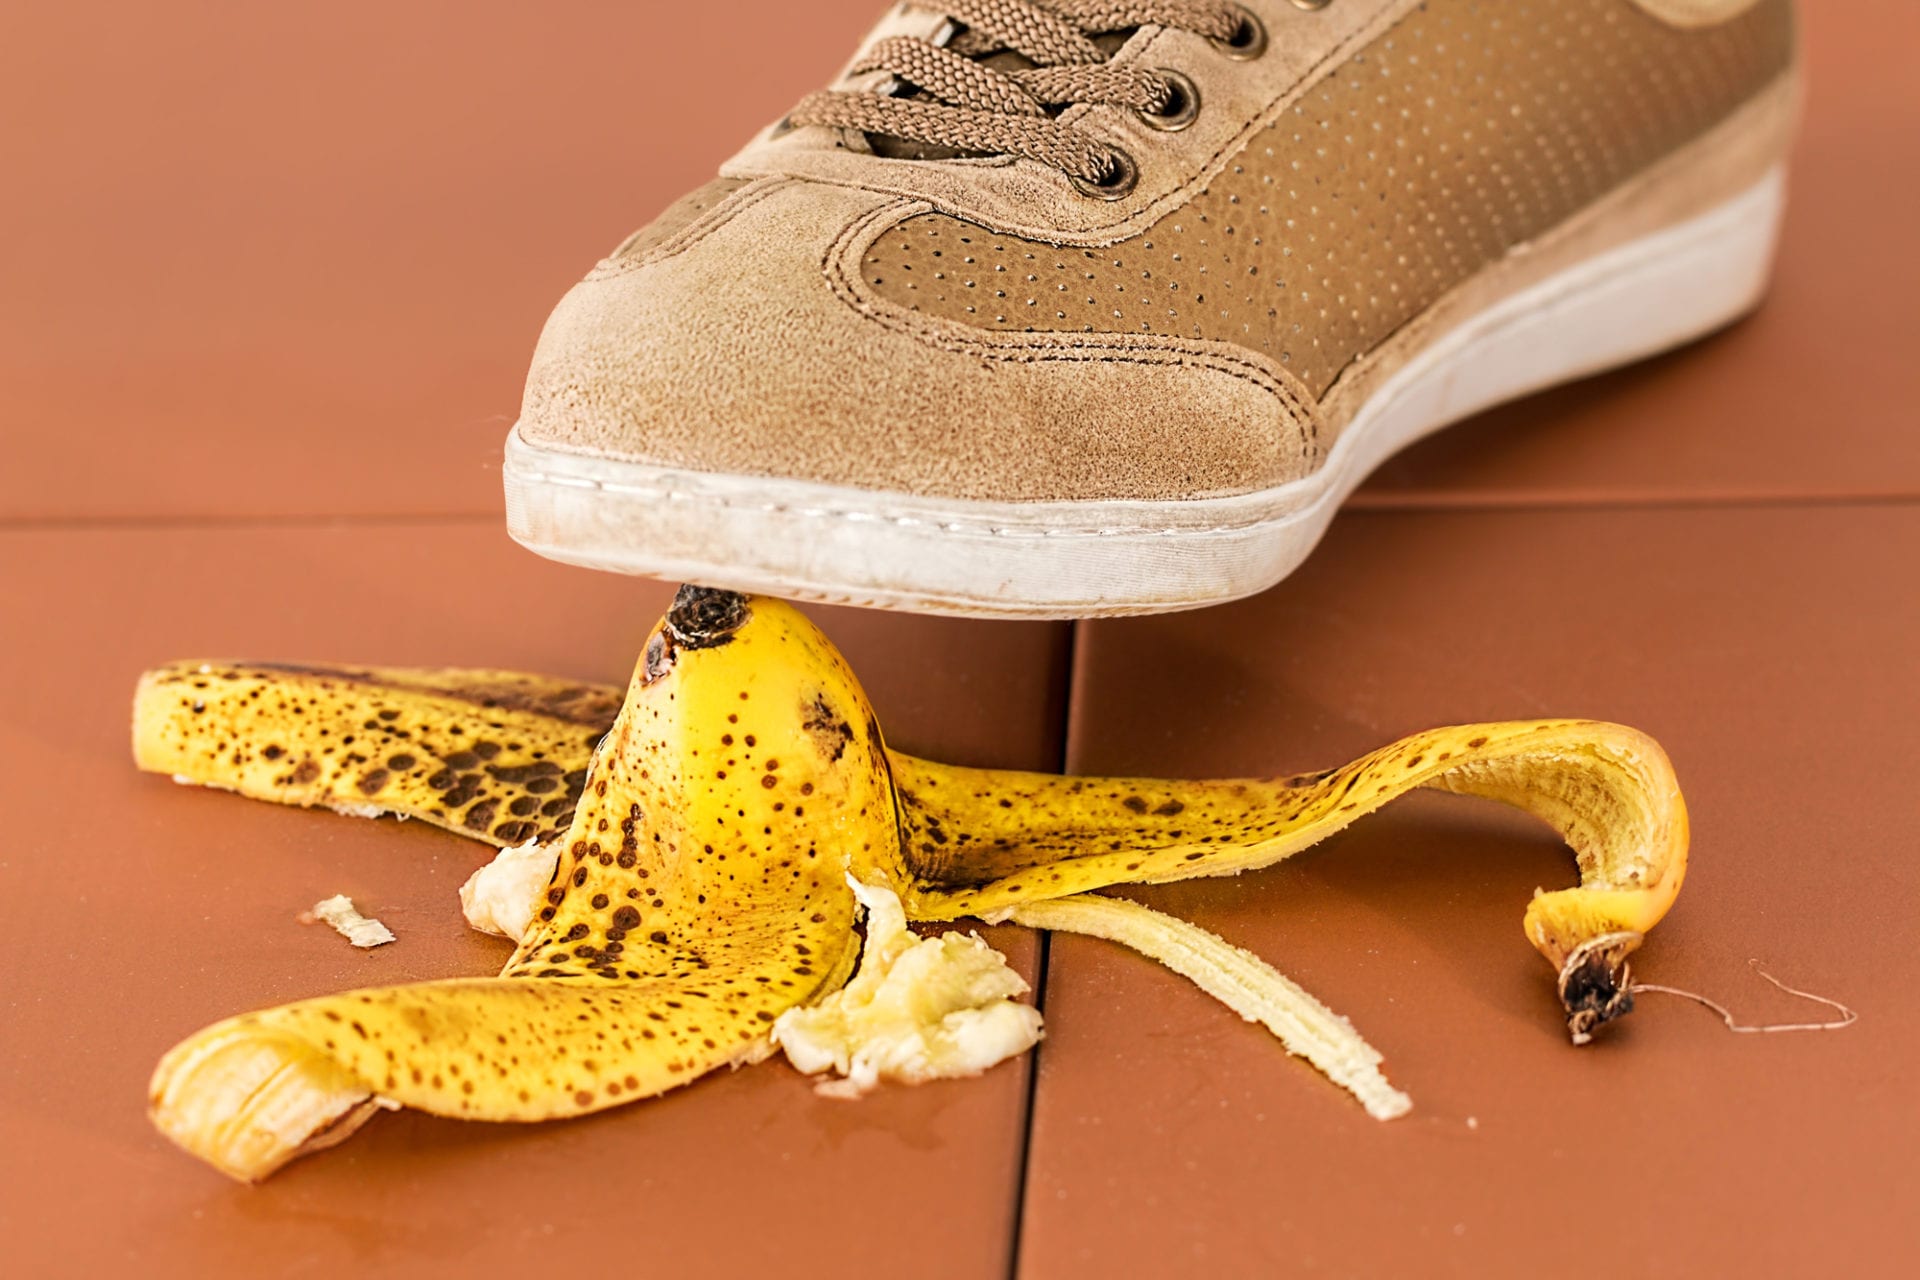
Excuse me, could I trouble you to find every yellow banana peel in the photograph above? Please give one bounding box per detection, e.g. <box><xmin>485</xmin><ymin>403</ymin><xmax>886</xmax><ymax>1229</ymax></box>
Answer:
<box><xmin>135</xmin><ymin>588</ymin><xmax>1688</xmax><ymax>1180</ymax></box>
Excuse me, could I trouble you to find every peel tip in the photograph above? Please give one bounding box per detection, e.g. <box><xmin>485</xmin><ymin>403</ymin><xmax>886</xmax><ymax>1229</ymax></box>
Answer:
<box><xmin>148</xmin><ymin>1019</ymin><xmax>375</xmax><ymax>1184</ymax></box>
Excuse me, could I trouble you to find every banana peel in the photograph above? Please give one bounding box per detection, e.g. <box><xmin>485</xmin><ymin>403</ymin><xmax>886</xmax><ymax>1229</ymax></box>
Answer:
<box><xmin>136</xmin><ymin>661</ymin><xmax>615</xmax><ymax>844</ymax></box>
<box><xmin>135</xmin><ymin>587</ymin><xmax>1688</xmax><ymax>1180</ymax></box>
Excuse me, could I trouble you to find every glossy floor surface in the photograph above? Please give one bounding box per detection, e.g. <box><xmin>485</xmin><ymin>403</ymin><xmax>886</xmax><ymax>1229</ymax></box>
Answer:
<box><xmin>2</xmin><ymin>3</ymin><xmax>1915</xmax><ymax>1276</ymax></box>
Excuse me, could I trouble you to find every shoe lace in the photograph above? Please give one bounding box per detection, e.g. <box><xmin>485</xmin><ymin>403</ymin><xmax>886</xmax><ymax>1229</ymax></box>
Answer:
<box><xmin>786</xmin><ymin>0</ymin><xmax>1254</xmax><ymax>193</ymax></box>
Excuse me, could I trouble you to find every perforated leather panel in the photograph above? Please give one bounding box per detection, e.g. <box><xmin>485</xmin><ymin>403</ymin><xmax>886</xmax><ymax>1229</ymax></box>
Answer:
<box><xmin>860</xmin><ymin>0</ymin><xmax>1793</xmax><ymax>397</ymax></box>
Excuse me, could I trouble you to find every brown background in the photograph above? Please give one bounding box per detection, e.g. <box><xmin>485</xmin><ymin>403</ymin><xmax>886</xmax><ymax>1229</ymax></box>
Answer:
<box><xmin>1</xmin><ymin>2</ymin><xmax>1915</xmax><ymax>1277</ymax></box>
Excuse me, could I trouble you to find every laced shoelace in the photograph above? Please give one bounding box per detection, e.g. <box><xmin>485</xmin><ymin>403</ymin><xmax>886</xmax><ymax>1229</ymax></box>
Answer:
<box><xmin>787</xmin><ymin>0</ymin><xmax>1258</xmax><ymax>193</ymax></box>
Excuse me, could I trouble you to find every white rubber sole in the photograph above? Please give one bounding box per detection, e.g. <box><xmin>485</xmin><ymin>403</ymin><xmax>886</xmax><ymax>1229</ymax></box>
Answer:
<box><xmin>505</xmin><ymin>167</ymin><xmax>1786</xmax><ymax>620</ymax></box>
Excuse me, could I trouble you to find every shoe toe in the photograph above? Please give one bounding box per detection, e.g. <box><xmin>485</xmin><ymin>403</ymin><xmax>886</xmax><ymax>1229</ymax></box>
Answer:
<box><xmin>518</xmin><ymin>180</ymin><xmax>1314</xmax><ymax>504</ymax></box>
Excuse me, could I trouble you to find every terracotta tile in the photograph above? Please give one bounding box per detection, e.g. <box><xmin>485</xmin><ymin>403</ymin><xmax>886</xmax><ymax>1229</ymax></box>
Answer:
<box><xmin>11</xmin><ymin>3</ymin><xmax>1914</xmax><ymax>525</ymax></box>
<box><xmin>0</xmin><ymin>524</ymin><xmax>1067</xmax><ymax>1277</ymax></box>
<box><xmin>0</xmin><ymin>1</ymin><xmax>884</xmax><ymax>521</ymax></box>
<box><xmin>1021</xmin><ymin>504</ymin><xmax>1919</xmax><ymax>1277</ymax></box>
<box><xmin>1358</xmin><ymin>0</ymin><xmax>1920</xmax><ymax>505</ymax></box>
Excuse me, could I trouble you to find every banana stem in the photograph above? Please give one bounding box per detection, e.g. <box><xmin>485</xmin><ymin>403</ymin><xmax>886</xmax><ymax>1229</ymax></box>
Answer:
<box><xmin>996</xmin><ymin>894</ymin><xmax>1411</xmax><ymax>1121</ymax></box>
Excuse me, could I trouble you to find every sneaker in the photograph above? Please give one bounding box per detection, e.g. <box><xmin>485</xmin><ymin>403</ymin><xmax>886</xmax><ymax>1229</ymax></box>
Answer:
<box><xmin>504</xmin><ymin>0</ymin><xmax>1799</xmax><ymax>618</ymax></box>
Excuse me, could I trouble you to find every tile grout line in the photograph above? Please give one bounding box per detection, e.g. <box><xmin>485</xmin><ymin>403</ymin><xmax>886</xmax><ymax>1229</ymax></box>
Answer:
<box><xmin>1002</xmin><ymin>618</ymin><xmax>1079</xmax><ymax>1280</ymax></box>
<box><xmin>1004</xmin><ymin>906</ymin><xmax>1051</xmax><ymax>1280</ymax></box>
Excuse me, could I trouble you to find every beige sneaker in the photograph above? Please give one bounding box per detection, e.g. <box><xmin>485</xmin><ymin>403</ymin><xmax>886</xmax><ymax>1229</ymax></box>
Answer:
<box><xmin>505</xmin><ymin>0</ymin><xmax>1798</xmax><ymax>618</ymax></box>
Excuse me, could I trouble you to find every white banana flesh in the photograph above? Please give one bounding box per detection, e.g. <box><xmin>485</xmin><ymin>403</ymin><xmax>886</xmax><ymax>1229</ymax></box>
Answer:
<box><xmin>774</xmin><ymin>878</ymin><xmax>1043</xmax><ymax>1098</ymax></box>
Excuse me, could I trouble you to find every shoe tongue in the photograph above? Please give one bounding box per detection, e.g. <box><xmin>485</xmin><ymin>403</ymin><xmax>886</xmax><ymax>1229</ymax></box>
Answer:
<box><xmin>864</xmin><ymin>28</ymin><xmax>1134</xmax><ymax>162</ymax></box>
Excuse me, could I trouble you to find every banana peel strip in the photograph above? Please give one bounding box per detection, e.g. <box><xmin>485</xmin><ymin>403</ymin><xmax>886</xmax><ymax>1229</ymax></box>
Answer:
<box><xmin>995</xmin><ymin>895</ymin><xmax>1411</xmax><ymax>1120</ymax></box>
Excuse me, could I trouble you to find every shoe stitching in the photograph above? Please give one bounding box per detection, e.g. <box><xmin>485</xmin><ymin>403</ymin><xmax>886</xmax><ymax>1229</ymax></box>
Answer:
<box><xmin>526</xmin><ymin>4</ymin><xmax>1785</xmax><ymax>546</ymax></box>
<box><xmin>515</xmin><ymin>462</ymin><xmax>1304</xmax><ymax>540</ymax></box>
<box><xmin>821</xmin><ymin>194</ymin><xmax>1325</xmax><ymax>463</ymax></box>
<box><xmin>589</xmin><ymin>178</ymin><xmax>798</xmax><ymax>281</ymax></box>
<box><xmin>834</xmin><ymin>5</ymin><xmax>1791</xmax><ymax>423</ymax></box>
<box><xmin>527</xmin><ymin>167</ymin><xmax>1750</xmax><ymax>542</ymax></box>
<box><xmin>520</xmin><ymin>156</ymin><xmax>1773</xmax><ymax>543</ymax></box>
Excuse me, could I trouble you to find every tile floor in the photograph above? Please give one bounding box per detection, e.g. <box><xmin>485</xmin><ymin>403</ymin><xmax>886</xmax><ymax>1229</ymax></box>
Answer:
<box><xmin>2</xmin><ymin>3</ymin><xmax>1913</xmax><ymax>1276</ymax></box>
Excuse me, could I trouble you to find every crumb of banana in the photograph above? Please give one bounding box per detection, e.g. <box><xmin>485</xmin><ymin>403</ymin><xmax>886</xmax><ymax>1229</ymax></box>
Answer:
<box><xmin>773</xmin><ymin>877</ymin><xmax>1043</xmax><ymax>1098</ymax></box>
<box><xmin>459</xmin><ymin>839</ymin><xmax>559</xmax><ymax>943</ymax></box>
<box><xmin>301</xmin><ymin>895</ymin><xmax>395</xmax><ymax>949</ymax></box>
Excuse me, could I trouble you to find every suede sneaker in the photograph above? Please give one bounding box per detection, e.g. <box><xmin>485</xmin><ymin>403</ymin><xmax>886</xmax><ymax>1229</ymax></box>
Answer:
<box><xmin>504</xmin><ymin>0</ymin><xmax>1799</xmax><ymax>617</ymax></box>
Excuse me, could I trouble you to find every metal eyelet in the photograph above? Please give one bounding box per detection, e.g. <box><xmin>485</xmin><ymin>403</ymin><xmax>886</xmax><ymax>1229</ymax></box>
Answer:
<box><xmin>1289</xmin><ymin>0</ymin><xmax>1334</xmax><ymax>11</ymax></box>
<box><xmin>1212</xmin><ymin>5</ymin><xmax>1268</xmax><ymax>60</ymax></box>
<box><xmin>1138</xmin><ymin>69</ymin><xmax>1201</xmax><ymax>132</ymax></box>
<box><xmin>1071</xmin><ymin>148</ymin><xmax>1140</xmax><ymax>201</ymax></box>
